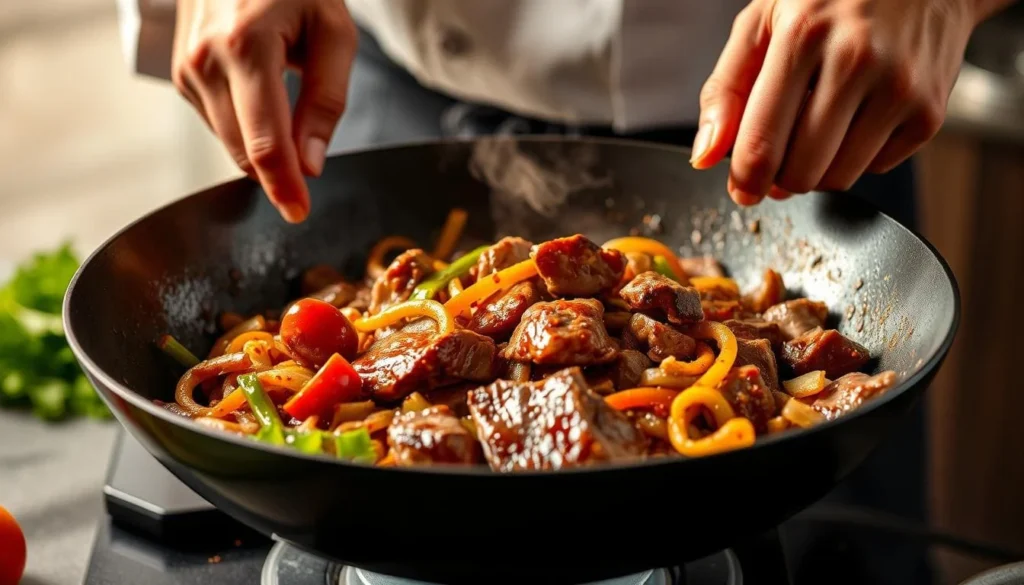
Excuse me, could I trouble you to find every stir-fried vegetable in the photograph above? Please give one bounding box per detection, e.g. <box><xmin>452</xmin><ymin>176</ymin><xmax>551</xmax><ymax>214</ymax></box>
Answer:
<box><xmin>238</xmin><ymin>373</ymin><xmax>286</xmax><ymax>445</ymax></box>
<box><xmin>354</xmin><ymin>299</ymin><xmax>454</xmax><ymax>335</ymax></box>
<box><xmin>445</xmin><ymin>259</ymin><xmax>538</xmax><ymax>317</ymax></box>
<box><xmin>280</xmin><ymin>298</ymin><xmax>359</xmax><ymax>365</ymax></box>
<box><xmin>0</xmin><ymin>243</ymin><xmax>109</xmax><ymax>421</ymax></box>
<box><xmin>411</xmin><ymin>244</ymin><xmax>490</xmax><ymax>300</ymax></box>
<box><xmin>652</xmin><ymin>256</ymin><xmax>680</xmax><ymax>282</ymax></box>
<box><xmin>283</xmin><ymin>353</ymin><xmax>363</xmax><ymax>420</ymax></box>
<box><xmin>157</xmin><ymin>334</ymin><xmax>201</xmax><ymax>367</ymax></box>
<box><xmin>602</xmin><ymin>237</ymin><xmax>687</xmax><ymax>282</ymax></box>
<box><xmin>335</xmin><ymin>427</ymin><xmax>377</xmax><ymax>463</ymax></box>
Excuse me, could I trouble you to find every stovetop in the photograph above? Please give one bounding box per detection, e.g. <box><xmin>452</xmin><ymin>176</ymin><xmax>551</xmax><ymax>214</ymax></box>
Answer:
<box><xmin>83</xmin><ymin>433</ymin><xmax>1023</xmax><ymax>585</ymax></box>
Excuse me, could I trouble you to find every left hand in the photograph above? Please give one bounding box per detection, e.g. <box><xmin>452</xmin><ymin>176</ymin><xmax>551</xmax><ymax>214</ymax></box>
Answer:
<box><xmin>691</xmin><ymin>0</ymin><xmax>978</xmax><ymax>205</ymax></box>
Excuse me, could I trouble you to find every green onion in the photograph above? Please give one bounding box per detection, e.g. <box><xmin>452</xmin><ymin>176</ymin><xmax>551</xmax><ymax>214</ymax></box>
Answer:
<box><xmin>410</xmin><ymin>244</ymin><xmax>491</xmax><ymax>300</ymax></box>
<box><xmin>335</xmin><ymin>427</ymin><xmax>376</xmax><ymax>463</ymax></box>
<box><xmin>238</xmin><ymin>373</ymin><xmax>285</xmax><ymax>445</ymax></box>
<box><xmin>157</xmin><ymin>335</ymin><xmax>200</xmax><ymax>367</ymax></box>
<box><xmin>653</xmin><ymin>256</ymin><xmax>680</xmax><ymax>283</ymax></box>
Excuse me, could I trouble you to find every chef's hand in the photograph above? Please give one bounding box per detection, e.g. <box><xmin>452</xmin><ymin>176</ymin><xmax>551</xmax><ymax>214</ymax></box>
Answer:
<box><xmin>690</xmin><ymin>0</ymin><xmax>987</xmax><ymax>205</ymax></box>
<box><xmin>172</xmin><ymin>0</ymin><xmax>358</xmax><ymax>222</ymax></box>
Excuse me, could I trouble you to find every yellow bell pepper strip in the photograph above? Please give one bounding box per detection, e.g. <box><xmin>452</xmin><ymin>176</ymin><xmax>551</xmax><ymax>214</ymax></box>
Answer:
<box><xmin>411</xmin><ymin>244</ymin><xmax>490</xmax><ymax>300</ymax></box>
<box><xmin>602</xmin><ymin>237</ymin><xmax>686</xmax><ymax>282</ymax></box>
<box><xmin>445</xmin><ymin>259</ymin><xmax>538</xmax><ymax>317</ymax></box>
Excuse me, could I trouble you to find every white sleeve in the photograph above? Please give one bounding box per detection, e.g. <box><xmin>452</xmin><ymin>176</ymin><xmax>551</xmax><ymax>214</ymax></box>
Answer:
<box><xmin>116</xmin><ymin>0</ymin><xmax>177</xmax><ymax>81</ymax></box>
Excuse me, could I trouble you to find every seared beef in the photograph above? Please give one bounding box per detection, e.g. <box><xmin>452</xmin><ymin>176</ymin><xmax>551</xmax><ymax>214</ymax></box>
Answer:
<box><xmin>588</xmin><ymin>349</ymin><xmax>653</xmax><ymax>391</ymax></box>
<box><xmin>810</xmin><ymin>371</ymin><xmax>897</xmax><ymax>420</ymax></box>
<box><xmin>467</xmin><ymin>367</ymin><xmax>648</xmax><ymax>471</ymax></box>
<box><xmin>368</xmin><ymin>249</ymin><xmax>434</xmax><ymax>315</ymax></box>
<box><xmin>743</xmin><ymin>269</ymin><xmax>786</xmax><ymax>313</ymax></box>
<box><xmin>623</xmin><ymin>313</ymin><xmax>696</xmax><ymax>362</ymax></box>
<box><xmin>387</xmin><ymin>405</ymin><xmax>480</xmax><ymax>466</ymax></box>
<box><xmin>624</xmin><ymin>252</ymin><xmax>653</xmax><ymax>280</ymax></box>
<box><xmin>531</xmin><ymin>234</ymin><xmax>625</xmax><ymax>297</ymax></box>
<box><xmin>703</xmin><ymin>300</ymin><xmax>743</xmax><ymax>321</ymax></box>
<box><xmin>762</xmin><ymin>299</ymin><xmax>829</xmax><ymax>341</ymax></box>
<box><xmin>679</xmin><ymin>256</ymin><xmax>724</xmax><ymax>278</ymax></box>
<box><xmin>473</xmin><ymin>236</ymin><xmax>533</xmax><ymax>277</ymax></box>
<box><xmin>718</xmin><ymin>365</ymin><xmax>776</xmax><ymax>433</ymax></box>
<box><xmin>353</xmin><ymin>329</ymin><xmax>497</xmax><ymax>401</ymax></box>
<box><xmin>724</xmin><ymin>318</ymin><xmax>784</xmax><ymax>351</ymax></box>
<box><xmin>503</xmin><ymin>299</ymin><xmax>619</xmax><ymax>365</ymax></box>
<box><xmin>619</xmin><ymin>271</ymin><xmax>703</xmax><ymax>325</ymax></box>
<box><xmin>781</xmin><ymin>327</ymin><xmax>871</xmax><ymax>379</ymax></box>
<box><xmin>308</xmin><ymin>282</ymin><xmax>359</xmax><ymax>308</ymax></box>
<box><xmin>466</xmin><ymin>281</ymin><xmax>542</xmax><ymax>340</ymax></box>
<box><xmin>735</xmin><ymin>338</ymin><xmax>781</xmax><ymax>394</ymax></box>
<box><xmin>425</xmin><ymin>385</ymin><xmax>473</xmax><ymax>417</ymax></box>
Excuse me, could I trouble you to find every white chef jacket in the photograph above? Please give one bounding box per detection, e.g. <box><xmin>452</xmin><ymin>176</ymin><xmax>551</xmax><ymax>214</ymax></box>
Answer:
<box><xmin>116</xmin><ymin>0</ymin><xmax>747</xmax><ymax>131</ymax></box>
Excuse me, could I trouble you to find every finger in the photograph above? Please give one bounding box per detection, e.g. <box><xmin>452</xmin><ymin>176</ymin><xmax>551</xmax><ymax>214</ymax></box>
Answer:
<box><xmin>774</xmin><ymin>34</ymin><xmax>878</xmax><ymax>193</ymax></box>
<box><xmin>691</xmin><ymin>6</ymin><xmax>770</xmax><ymax>170</ymax></box>
<box><xmin>728</xmin><ymin>12</ymin><xmax>826</xmax><ymax>204</ymax></box>
<box><xmin>225</xmin><ymin>39</ymin><xmax>310</xmax><ymax>223</ymax></box>
<box><xmin>868</xmin><ymin>104</ymin><xmax>944</xmax><ymax>174</ymax></box>
<box><xmin>184</xmin><ymin>68</ymin><xmax>256</xmax><ymax>180</ymax></box>
<box><xmin>292</xmin><ymin>9</ymin><xmax>358</xmax><ymax>177</ymax></box>
<box><xmin>817</xmin><ymin>86</ymin><xmax>908</xmax><ymax>190</ymax></box>
<box><xmin>768</xmin><ymin>185</ymin><xmax>793</xmax><ymax>200</ymax></box>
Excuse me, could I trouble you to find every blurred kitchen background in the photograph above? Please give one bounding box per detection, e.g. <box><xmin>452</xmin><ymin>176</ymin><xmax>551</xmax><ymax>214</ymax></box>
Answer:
<box><xmin>1</xmin><ymin>0</ymin><xmax>1023</xmax><ymax>584</ymax></box>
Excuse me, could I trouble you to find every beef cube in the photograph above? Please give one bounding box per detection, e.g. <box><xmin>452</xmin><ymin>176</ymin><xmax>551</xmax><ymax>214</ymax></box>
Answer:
<box><xmin>387</xmin><ymin>405</ymin><xmax>480</xmax><ymax>466</ymax></box>
<box><xmin>473</xmin><ymin>236</ymin><xmax>533</xmax><ymax>278</ymax></box>
<box><xmin>679</xmin><ymin>256</ymin><xmax>724</xmax><ymax>278</ymax></box>
<box><xmin>531</xmin><ymin>234</ymin><xmax>625</xmax><ymax>297</ymax></box>
<box><xmin>587</xmin><ymin>349</ymin><xmax>653</xmax><ymax>391</ymax></box>
<box><xmin>353</xmin><ymin>329</ymin><xmax>498</xmax><ymax>401</ymax></box>
<box><xmin>624</xmin><ymin>313</ymin><xmax>696</xmax><ymax>362</ymax></box>
<box><xmin>762</xmin><ymin>299</ymin><xmax>829</xmax><ymax>341</ymax></box>
<box><xmin>724</xmin><ymin>318</ymin><xmax>783</xmax><ymax>351</ymax></box>
<box><xmin>467</xmin><ymin>367</ymin><xmax>648</xmax><ymax>471</ymax></box>
<box><xmin>466</xmin><ymin>281</ymin><xmax>542</xmax><ymax>340</ymax></box>
<box><xmin>503</xmin><ymin>299</ymin><xmax>619</xmax><ymax>366</ymax></box>
<box><xmin>811</xmin><ymin>371</ymin><xmax>897</xmax><ymax>420</ymax></box>
<box><xmin>718</xmin><ymin>365</ymin><xmax>777</xmax><ymax>433</ymax></box>
<box><xmin>368</xmin><ymin>249</ymin><xmax>434</xmax><ymax>315</ymax></box>
<box><xmin>619</xmin><ymin>271</ymin><xmax>703</xmax><ymax>324</ymax></box>
<box><xmin>736</xmin><ymin>338</ymin><xmax>781</xmax><ymax>394</ymax></box>
<box><xmin>781</xmin><ymin>327</ymin><xmax>871</xmax><ymax>379</ymax></box>
<box><xmin>742</xmin><ymin>269</ymin><xmax>786</xmax><ymax>313</ymax></box>
<box><xmin>624</xmin><ymin>252</ymin><xmax>653</xmax><ymax>280</ymax></box>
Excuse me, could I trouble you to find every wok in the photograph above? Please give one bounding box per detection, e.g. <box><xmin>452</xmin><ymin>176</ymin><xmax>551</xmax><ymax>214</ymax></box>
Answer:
<box><xmin>64</xmin><ymin>137</ymin><xmax>958</xmax><ymax>584</ymax></box>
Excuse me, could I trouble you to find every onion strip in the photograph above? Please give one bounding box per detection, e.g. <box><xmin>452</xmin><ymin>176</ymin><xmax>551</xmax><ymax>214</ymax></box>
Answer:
<box><xmin>175</xmin><ymin>352</ymin><xmax>254</xmax><ymax>415</ymax></box>
<box><xmin>782</xmin><ymin>370</ymin><xmax>828</xmax><ymax>398</ymax></box>
<box><xmin>660</xmin><ymin>342</ymin><xmax>715</xmax><ymax>376</ymax></box>
<box><xmin>605</xmin><ymin>388</ymin><xmax>680</xmax><ymax>412</ymax></box>
<box><xmin>367</xmin><ymin>236</ymin><xmax>417</xmax><ymax>279</ymax></box>
<box><xmin>782</xmin><ymin>398</ymin><xmax>826</xmax><ymax>428</ymax></box>
<box><xmin>353</xmin><ymin>299</ymin><xmax>454</xmax><ymax>335</ymax></box>
<box><xmin>667</xmin><ymin>386</ymin><xmax>755</xmax><ymax>457</ymax></box>
<box><xmin>432</xmin><ymin>208</ymin><xmax>468</xmax><ymax>261</ymax></box>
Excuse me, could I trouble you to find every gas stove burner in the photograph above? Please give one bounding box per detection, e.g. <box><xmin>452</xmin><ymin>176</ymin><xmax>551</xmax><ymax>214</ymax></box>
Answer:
<box><xmin>261</xmin><ymin>541</ymin><xmax>742</xmax><ymax>585</ymax></box>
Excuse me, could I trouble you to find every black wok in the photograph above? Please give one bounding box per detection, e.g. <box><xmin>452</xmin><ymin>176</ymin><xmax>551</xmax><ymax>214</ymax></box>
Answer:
<box><xmin>64</xmin><ymin>137</ymin><xmax>958</xmax><ymax>584</ymax></box>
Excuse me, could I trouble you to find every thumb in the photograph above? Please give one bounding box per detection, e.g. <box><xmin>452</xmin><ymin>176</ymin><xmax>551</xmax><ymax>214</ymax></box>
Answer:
<box><xmin>691</xmin><ymin>6</ymin><xmax>770</xmax><ymax>170</ymax></box>
<box><xmin>293</xmin><ymin>11</ymin><xmax>359</xmax><ymax>177</ymax></box>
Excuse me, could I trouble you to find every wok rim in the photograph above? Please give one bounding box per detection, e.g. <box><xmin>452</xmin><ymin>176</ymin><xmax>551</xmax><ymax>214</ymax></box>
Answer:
<box><xmin>62</xmin><ymin>134</ymin><xmax>961</xmax><ymax>478</ymax></box>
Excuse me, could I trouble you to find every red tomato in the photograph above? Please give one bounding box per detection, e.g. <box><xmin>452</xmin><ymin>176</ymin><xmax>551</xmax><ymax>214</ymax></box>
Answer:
<box><xmin>280</xmin><ymin>298</ymin><xmax>358</xmax><ymax>367</ymax></box>
<box><xmin>0</xmin><ymin>506</ymin><xmax>26</xmax><ymax>585</ymax></box>
<box><xmin>283</xmin><ymin>353</ymin><xmax>363</xmax><ymax>420</ymax></box>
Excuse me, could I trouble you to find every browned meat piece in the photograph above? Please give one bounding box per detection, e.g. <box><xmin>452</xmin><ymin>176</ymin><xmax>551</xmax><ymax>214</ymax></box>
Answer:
<box><xmin>387</xmin><ymin>405</ymin><xmax>480</xmax><ymax>466</ymax></box>
<box><xmin>502</xmin><ymin>299</ymin><xmax>619</xmax><ymax>366</ymax></box>
<box><xmin>624</xmin><ymin>252</ymin><xmax>653</xmax><ymax>280</ymax></box>
<box><xmin>473</xmin><ymin>236</ymin><xmax>533</xmax><ymax>278</ymax></box>
<box><xmin>466</xmin><ymin>281</ymin><xmax>542</xmax><ymax>340</ymax></box>
<box><xmin>780</xmin><ymin>327</ymin><xmax>871</xmax><ymax>379</ymax></box>
<box><xmin>718</xmin><ymin>365</ymin><xmax>776</xmax><ymax>433</ymax></box>
<box><xmin>623</xmin><ymin>313</ymin><xmax>696</xmax><ymax>362</ymax></box>
<box><xmin>619</xmin><ymin>271</ymin><xmax>703</xmax><ymax>325</ymax></box>
<box><xmin>307</xmin><ymin>282</ymin><xmax>358</xmax><ymax>308</ymax></box>
<box><xmin>762</xmin><ymin>299</ymin><xmax>829</xmax><ymax>341</ymax></box>
<box><xmin>353</xmin><ymin>329</ymin><xmax>498</xmax><ymax>401</ymax></box>
<box><xmin>811</xmin><ymin>371</ymin><xmax>897</xmax><ymax>420</ymax></box>
<box><xmin>368</xmin><ymin>249</ymin><xmax>434</xmax><ymax>315</ymax></box>
<box><xmin>703</xmin><ymin>300</ymin><xmax>743</xmax><ymax>321</ymax></box>
<box><xmin>724</xmin><ymin>319</ymin><xmax>783</xmax><ymax>351</ymax></box>
<box><xmin>425</xmin><ymin>385</ymin><xmax>473</xmax><ymax>417</ymax></box>
<box><xmin>742</xmin><ymin>269</ymin><xmax>786</xmax><ymax>313</ymax></box>
<box><xmin>587</xmin><ymin>349</ymin><xmax>653</xmax><ymax>391</ymax></box>
<box><xmin>467</xmin><ymin>367</ymin><xmax>648</xmax><ymax>471</ymax></box>
<box><xmin>735</xmin><ymin>338</ymin><xmax>781</xmax><ymax>394</ymax></box>
<box><xmin>531</xmin><ymin>234</ymin><xmax>625</xmax><ymax>297</ymax></box>
<box><xmin>679</xmin><ymin>256</ymin><xmax>724</xmax><ymax>278</ymax></box>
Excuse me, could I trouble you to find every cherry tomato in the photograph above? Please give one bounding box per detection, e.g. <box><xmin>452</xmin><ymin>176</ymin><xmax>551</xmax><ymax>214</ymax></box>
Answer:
<box><xmin>283</xmin><ymin>353</ymin><xmax>364</xmax><ymax>420</ymax></box>
<box><xmin>280</xmin><ymin>298</ymin><xmax>358</xmax><ymax>367</ymax></box>
<box><xmin>0</xmin><ymin>506</ymin><xmax>26</xmax><ymax>585</ymax></box>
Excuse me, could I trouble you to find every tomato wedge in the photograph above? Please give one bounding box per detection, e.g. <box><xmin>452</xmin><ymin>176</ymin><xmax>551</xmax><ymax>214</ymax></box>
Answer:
<box><xmin>0</xmin><ymin>505</ymin><xmax>26</xmax><ymax>585</ymax></box>
<box><xmin>283</xmin><ymin>353</ymin><xmax>363</xmax><ymax>420</ymax></box>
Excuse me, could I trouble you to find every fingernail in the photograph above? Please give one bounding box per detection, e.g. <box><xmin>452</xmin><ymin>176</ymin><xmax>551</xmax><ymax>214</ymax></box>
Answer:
<box><xmin>304</xmin><ymin>137</ymin><xmax>327</xmax><ymax>176</ymax></box>
<box><xmin>690</xmin><ymin>122</ymin><xmax>715</xmax><ymax>168</ymax></box>
<box><xmin>728</xmin><ymin>182</ymin><xmax>764</xmax><ymax>207</ymax></box>
<box><xmin>277</xmin><ymin>201</ymin><xmax>308</xmax><ymax>223</ymax></box>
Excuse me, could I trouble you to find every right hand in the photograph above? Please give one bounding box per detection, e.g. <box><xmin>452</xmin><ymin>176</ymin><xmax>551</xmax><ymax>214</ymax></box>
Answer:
<box><xmin>172</xmin><ymin>0</ymin><xmax>359</xmax><ymax>223</ymax></box>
